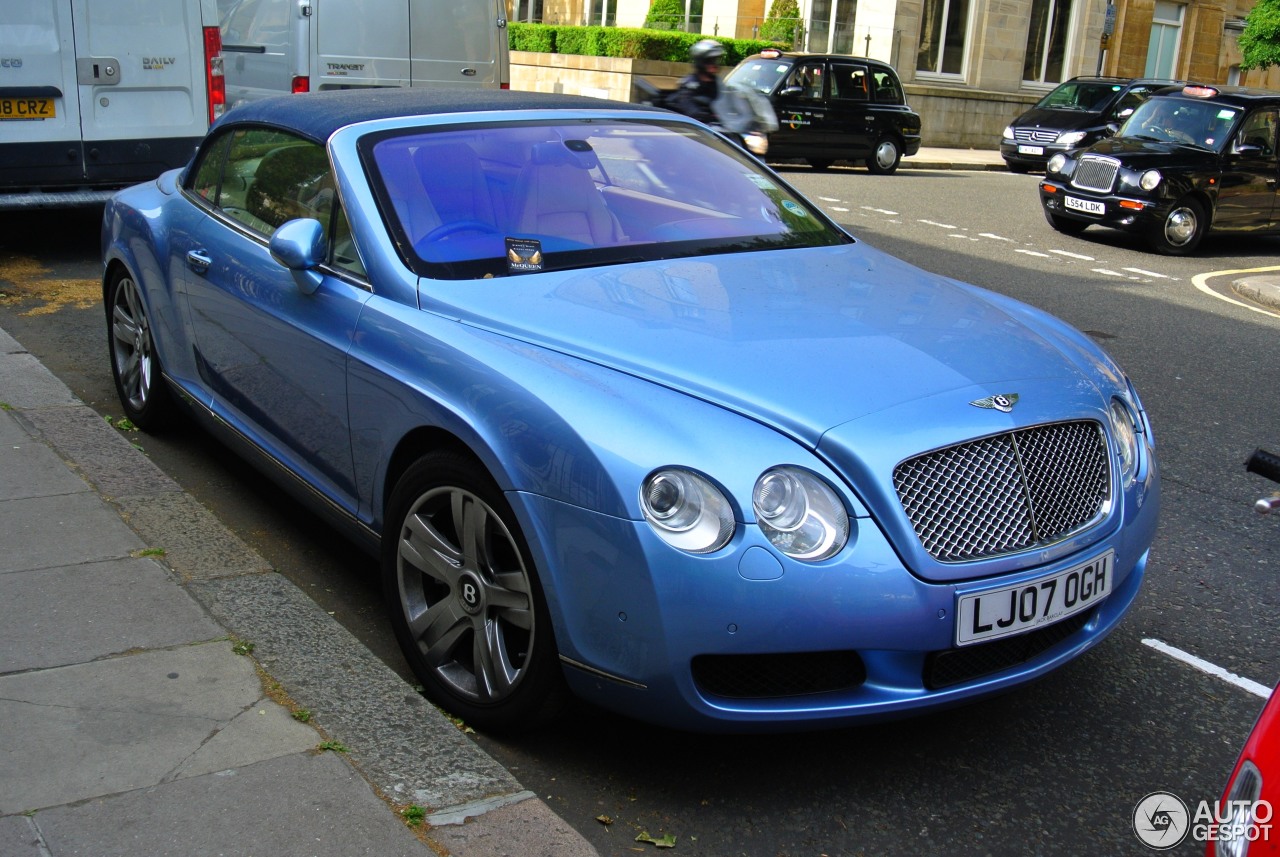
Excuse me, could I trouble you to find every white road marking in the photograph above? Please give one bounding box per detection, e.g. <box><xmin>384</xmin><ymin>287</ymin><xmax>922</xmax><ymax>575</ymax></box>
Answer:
<box><xmin>1051</xmin><ymin>249</ymin><xmax>1096</xmax><ymax>261</ymax></box>
<box><xmin>1015</xmin><ymin>248</ymin><xmax>1052</xmax><ymax>258</ymax></box>
<box><xmin>919</xmin><ymin>219</ymin><xmax>958</xmax><ymax>229</ymax></box>
<box><xmin>1123</xmin><ymin>267</ymin><xmax>1171</xmax><ymax>279</ymax></box>
<box><xmin>830</xmin><ymin>207</ymin><xmax>849</xmax><ymax>212</ymax></box>
<box><xmin>818</xmin><ymin>196</ymin><xmax>841</xmax><ymax>202</ymax></box>
<box><xmin>978</xmin><ymin>233</ymin><xmax>1015</xmax><ymax>242</ymax></box>
<box><xmin>1093</xmin><ymin>268</ymin><xmax>1128</xmax><ymax>277</ymax></box>
<box><xmin>862</xmin><ymin>206</ymin><xmax>899</xmax><ymax>216</ymax></box>
<box><xmin>1192</xmin><ymin>265</ymin><xmax>1280</xmax><ymax>318</ymax></box>
<box><xmin>1143</xmin><ymin>638</ymin><xmax>1272</xmax><ymax>699</ymax></box>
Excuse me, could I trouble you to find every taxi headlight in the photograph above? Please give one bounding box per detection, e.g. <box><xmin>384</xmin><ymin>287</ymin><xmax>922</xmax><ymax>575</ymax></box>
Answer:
<box><xmin>640</xmin><ymin>468</ymin><xmax>735</xmax><ymax>554</ymax></box>
<box><xmin>1047</xmin><ymin>153</ymin><xmax>1068</xmax><ymax>174</ymax></box>
<box><xmin>753</xmin><ymin>467</ymin><xmax>849</xmax><ymax>561</ymax></box>
<box><xmin>1140</xmin><ymin>169</ymin><xmax>1163</xmax><ymax>191</ymax></box>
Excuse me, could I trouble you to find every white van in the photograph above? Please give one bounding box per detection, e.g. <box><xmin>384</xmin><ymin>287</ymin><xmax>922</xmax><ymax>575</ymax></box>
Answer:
<box><xmin>0</xmin><ymin>0</ymin><xmax>225</xmax><ymax>209</ymax></box>
<box><xmin>217</xmin><ymin>0</ymin><xmax>510</xmax><ymax>107</ymax></box>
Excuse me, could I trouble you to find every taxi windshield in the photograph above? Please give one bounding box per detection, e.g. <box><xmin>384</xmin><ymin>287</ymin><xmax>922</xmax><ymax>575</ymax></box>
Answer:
<box><xmin>1118</xmin><ymin>98</ymin><xmax>1239</xmax><ymax>151</ymax></box>
<box><xmin>724</xmin><ymin>59</ymin><xmax>791</xmax><ymax>95</ymax></box>
<box><xmin>364</xmin><ymin>118</ymin><xmax>848</xmax><ymax>280</ymax></box>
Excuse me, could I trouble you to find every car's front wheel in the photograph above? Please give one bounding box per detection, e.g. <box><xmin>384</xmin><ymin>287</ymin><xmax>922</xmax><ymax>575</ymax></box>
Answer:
<box><xmin>1043</xmin><ymin>208</ymin><xmax>1089</xmax><ymax>235</ymax></box>
<box><xmin>866</xmin><ymin>137</ymin><xmax>902</xmax><ymax>175</ymax></box>
<box><xmin>106</xmin><ymin>267</ymin><xmax>175</xmax><ymax>430</ymax></box>
<box><xmin>1149</xmin><ymin>196</ymin><xmax>1207</xmax><ymax>255</ymax></box>
<box><xmin>382</xmin><ymin>449</ymin><xmax>567</xmax><ymax>732</ymax></box>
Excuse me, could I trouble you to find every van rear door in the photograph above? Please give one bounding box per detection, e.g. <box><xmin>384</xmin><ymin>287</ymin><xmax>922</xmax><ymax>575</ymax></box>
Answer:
<box><xmin>71</xmin><ymin>0</ymin><xmax>216</xmax><ymax>185</ymax></box>
<box><xmin>0</xmin><ymin>0</ymin><xmax>86</xmax><ymax>190</ymax></box>
<box><xmin>408</xmin><ymin>0</ymin><xmax>506</xmax><ymax>89</ymax></box>
<box><xmin>314</xmin><ymin>1</ymin><xmax>410</xmax><ymax>91</ymax></box>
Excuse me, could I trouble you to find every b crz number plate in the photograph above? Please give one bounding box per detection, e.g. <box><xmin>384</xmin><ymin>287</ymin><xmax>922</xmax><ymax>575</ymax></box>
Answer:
<box><xmin>955</xmin><ymin>551</ymin><xmax>1113</xmax><ymax>646</ymax></box>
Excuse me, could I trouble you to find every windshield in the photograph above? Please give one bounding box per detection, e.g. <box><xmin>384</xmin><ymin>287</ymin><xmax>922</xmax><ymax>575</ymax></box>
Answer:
<box><xmin>724</xmin><ymin>59</ymin><xmax>791</xmax><ymax>95</ymax></box>
<box><xmin>364</xmin><ymin>118</ymin><xmax>847</xmax><ymax>279</ymax></box>
<box><xmin>1118</xmin><ymin>97</ymin><xmax>1239</xmax><ymax>151</ymax></box>
<box><xmin>1034</xmin><ymin>81</ymin><xmax>1124</xmax><ymax>112</ymax></box>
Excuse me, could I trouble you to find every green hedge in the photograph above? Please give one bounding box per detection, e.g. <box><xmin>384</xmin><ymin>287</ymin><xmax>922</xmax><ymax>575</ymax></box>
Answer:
<box><xmin>508</xmin><ymin>23</ymin><xmax>782</xmax><ymax>65</ymax></box>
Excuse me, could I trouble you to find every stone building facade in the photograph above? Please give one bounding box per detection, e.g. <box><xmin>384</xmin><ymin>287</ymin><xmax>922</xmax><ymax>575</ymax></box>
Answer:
<box><xmin>510</xmin><ymin>0</ymin><xmax>1280</xmax><ymax>148</ymax></box>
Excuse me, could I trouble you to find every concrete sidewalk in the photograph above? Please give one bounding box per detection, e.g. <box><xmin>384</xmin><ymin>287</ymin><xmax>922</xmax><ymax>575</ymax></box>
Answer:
<box><xmin>0</xmin><ymin>322</ymin><xmax>595</xmax><ymax>856</ymax></box>
<box><xmin>904</xmin><ymin>146</ymin><xmax>1007</xmax><ymax>170</ymax></box>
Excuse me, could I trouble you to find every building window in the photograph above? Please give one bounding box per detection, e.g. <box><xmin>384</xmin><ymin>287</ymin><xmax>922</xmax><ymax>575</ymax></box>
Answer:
<box><xmin>1145</xmin><ymin>0</ymin><xmax>1183</xmax><ymax>79</ymax></box>
<box><xmin>1023</xmin><ymin>0</ymin><xmax>1073</xmax><ymax>83</ymax></box>
<box><xmin>917</xmin><ymin>0</ymin><xmax>971</xmax><ymax>76</ymax></box>
<box><xmin>511</xmin><ymin>0</ymin><xmax>543</xmax><ymax>23</ymax></box>
<box><xmin>805</xmin><ymin>0</ymin><xmax>859</xmax><ymax>54</ymax></box>
<box><xmin>588</xmin><ymin>0</ymin><xmax>616</xmax><ymax>26</ymax></box>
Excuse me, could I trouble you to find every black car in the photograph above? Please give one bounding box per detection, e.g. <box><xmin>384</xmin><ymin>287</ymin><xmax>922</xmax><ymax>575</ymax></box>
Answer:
<box><xmin>1001</xmin><ymin>76</ymin><xmax>1180</xmax><ymax>173</ymax></box>
<box><xmin>1038</xmin><ymin>85</ymin><xmax>1280</xmax><ymax>255</ymax></box>
<box><xmin>724</xmin><ymin>49</ymin><xmax>922</xmax><ymax>174</ymax></box>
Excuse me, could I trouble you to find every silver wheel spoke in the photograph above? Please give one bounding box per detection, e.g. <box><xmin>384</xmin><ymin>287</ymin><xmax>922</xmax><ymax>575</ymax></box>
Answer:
<box><xmin>473</xmin><ymin>618</ymin><xmax>519</xmax><ymax>701</ymax></box>
<box><xmin>415</xmin><ymin>599</ymin><xmax>470</xmax><ymax>667</ymax></box>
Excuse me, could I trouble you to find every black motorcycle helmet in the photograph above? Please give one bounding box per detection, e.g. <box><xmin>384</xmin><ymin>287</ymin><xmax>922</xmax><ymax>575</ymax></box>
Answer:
<box><xmin>690</xmin><ymin>39</ymin><xmax>725</xmax><ymax>73</ymax></box>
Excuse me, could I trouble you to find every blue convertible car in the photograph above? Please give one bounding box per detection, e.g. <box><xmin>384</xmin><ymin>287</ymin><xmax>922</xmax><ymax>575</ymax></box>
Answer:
<box><xmin>102</xmin><ymin>88</ymin><xmax>1159</xmax><ymax>732</ymax></box>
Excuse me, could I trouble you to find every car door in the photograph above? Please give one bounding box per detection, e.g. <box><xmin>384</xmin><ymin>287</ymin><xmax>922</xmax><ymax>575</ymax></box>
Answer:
<box><xmin>178</xmin><ymin>126</ymin><xmax>372</xmax><ymax>510</ymax></box>
<box><xmin>1215</xmin><ymin>107</ymin><xmax>1279</xmax><ymax>232</ymax></box>
<box><xmin>769</xmin><ymin>59</ymin><xmax>829</xmax><ymax>156</ymax></box>
<box><xmin>823</xmin><ymin>60</ymin><xmax>875</xmax><ymax>160</ymax></box>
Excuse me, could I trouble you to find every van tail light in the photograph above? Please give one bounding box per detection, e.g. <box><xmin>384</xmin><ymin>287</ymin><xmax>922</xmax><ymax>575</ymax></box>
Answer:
<box><xmin>203</xmin><ymin>26</ymin><xmax>225</xmax><ymax>124</ymax></box>
<box><xmin>291</xmin><ymin>76</ymin><xmax>310</xmax><ymax>94</ymax></box>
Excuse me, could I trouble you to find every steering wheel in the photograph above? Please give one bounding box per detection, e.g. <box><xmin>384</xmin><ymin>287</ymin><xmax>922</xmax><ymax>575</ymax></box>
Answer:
<box><xmin>422</xmin><ymin>220</ymin><xmax>501</xmax><ymax>242</ymax></box>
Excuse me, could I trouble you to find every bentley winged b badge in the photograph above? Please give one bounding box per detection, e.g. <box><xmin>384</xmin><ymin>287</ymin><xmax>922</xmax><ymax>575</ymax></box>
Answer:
<box><xmin>970</xmin><ymin>393</ymin><xmax>1019</xmax><ymax>413</ymax></box>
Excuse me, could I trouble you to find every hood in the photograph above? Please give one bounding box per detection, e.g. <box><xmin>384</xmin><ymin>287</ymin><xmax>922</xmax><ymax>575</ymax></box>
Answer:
<box><xmin>421</xmin><ymin>243</ymin><xmax>1094</xmax><ymax>447</ymax></box>
<box><xmin>1012</xmin><ymin>106</ymin><xmax>1108</xmax><ymax>133</ymax></box>
<box><xmin>1084</xmin><ymin>135</ymin><xmax>1221</xmax><ymax>168</ymax></box>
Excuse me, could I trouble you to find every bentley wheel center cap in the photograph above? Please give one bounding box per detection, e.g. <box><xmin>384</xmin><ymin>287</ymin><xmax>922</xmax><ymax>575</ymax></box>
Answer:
<box><xmin>458</xmin><ymin>572</ymin><xmax>486</xmax><ymax>615</ymax></box>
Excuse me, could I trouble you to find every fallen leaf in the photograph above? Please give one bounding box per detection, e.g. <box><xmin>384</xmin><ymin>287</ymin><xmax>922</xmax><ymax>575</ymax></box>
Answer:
<box><xmin>635</xmin><ymin>831</ymin><xmax>677</xmax><ymax>848</ymax></box>
<box><xmin>596</xmin><ymin>815</ymin><xmax>614</xmax><ymax>825</ymax></box>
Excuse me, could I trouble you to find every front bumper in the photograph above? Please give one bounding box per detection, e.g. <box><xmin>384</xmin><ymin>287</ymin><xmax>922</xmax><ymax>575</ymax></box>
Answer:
<box><xmin>1001</xmin><ymin>140</ymin><xmax>1074</xmax><ymax>169</ymax></box>
<box><xmin>1039</xmin><ymin>180</ymin><xmax>1169</xmax><ymax>234</ymax></box>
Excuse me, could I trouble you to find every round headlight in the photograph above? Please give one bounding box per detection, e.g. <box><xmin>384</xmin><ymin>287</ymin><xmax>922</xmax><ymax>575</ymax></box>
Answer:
<box><xmin>1055</xmin><ymin>130</ymin><xmax>1086</xmax><ymax>147</ymax></box>
<box><xmin>1109</xmin><ymin>399</ymin><xmax>1140</xmax><ymax>486</ymax></box>
<box><xmin>640</xmin><ymin>468</ymin><xmax>735</xmax><ymax>554</ymax></box>
<box><xmin>1002</xmin><ymin>125</ymin><xmax>1014</xmax><ymax>141</ymax></box>
<box><xmin>752</xmin><ymin>467</ymin><xmax>849</xmax><ymax>561</ymax></box>
<box><xmin>1047</xmin><ymin>153</ymin><xmax>1068</xmax><ymax>174</ymax></box>
<box><xmin>1139</xmin><ymin>169</ymin><xmax>1162</xmax><ymax>191</ymax></box>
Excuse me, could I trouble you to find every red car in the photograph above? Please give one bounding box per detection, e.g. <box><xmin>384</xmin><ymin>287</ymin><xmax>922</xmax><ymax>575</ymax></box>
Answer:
<box><xmin>1207</xmin><ymin>684</ymin><xmax>1280</xmax><ymax>856</ymax></box>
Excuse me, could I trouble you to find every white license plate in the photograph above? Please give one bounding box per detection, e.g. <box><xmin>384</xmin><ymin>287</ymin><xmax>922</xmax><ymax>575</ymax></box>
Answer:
<box><xmin>1017</xmin><ymin>144</ymin><xmax>1044</xmax><ymax>155</ymax></box>
<box><xmin>956</xmin><ymin>551</ymin><xmax>1113</xmax><ymax>646</ymax></box>
<box><xmin>1064</xmin><ymin>196</ymin><xmax>1105</xmax><ymax>215</ymax></box>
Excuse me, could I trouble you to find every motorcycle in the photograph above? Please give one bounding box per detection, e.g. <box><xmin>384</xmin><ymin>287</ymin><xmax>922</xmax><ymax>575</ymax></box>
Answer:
<box><xmin>633</xmin><ymin>78</ymin><xmax>778</xmax><ymax>157</ymax></box>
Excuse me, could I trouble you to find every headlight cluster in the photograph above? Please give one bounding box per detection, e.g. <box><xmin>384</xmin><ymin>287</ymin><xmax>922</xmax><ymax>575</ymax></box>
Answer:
<box><xmin>1139</xmin><ymin>169</ymin><xmax>1162</xmax><ymax>191</ymax></box>
<box><xmin>640</xmin><ymin>466</ymin><xmax>850</xmax><ymax>561</ymax></box>
<box><xmin>1047</xmin><ymin>153</ymin><xmax>1068</xmax><ymax>174</ymax></box>
<box><xmin>1109</xmin><ymin>398</ymin><xmax>1141</xmax><ymax>487</ymax></box>
<box><xmin>1055</xmin><ymin>131</ymin><xmax>1086</xmax><ymax>147</ymax></box>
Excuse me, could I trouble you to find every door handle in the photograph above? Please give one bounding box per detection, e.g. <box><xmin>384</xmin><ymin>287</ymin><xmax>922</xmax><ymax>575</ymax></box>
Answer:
<box><xmin>186</xmin><ymin>249</ymin><xmax>212</xmax><ymax>274</ymax></box>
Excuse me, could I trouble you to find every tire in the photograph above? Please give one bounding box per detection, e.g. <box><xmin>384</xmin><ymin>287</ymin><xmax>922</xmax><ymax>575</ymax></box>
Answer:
<box><xmin>382</xmin><ymin>450</ymin><xmax>567</xmax><ymax>733</ymax></box>
<box><xmin>865</xmin><ymin>137</ymin><xmax>902</xmax><ymax>175</ymax></box>
<box><xmin>106</xmin><ymin>267</ymin><xmax>175</xmax><ymax>430</ymax></box>
<box><xmin>807</xmin><ymin>158</ymin><xmax>833</xmax><ymax>171</ymax></box>
<box><xmin>1006</xmin><ymin>161</ymin><xmax>1032</xmax><ymax>174</ymax></box>
<box><xmin>1149</xmin><ymin>196</ymin><xmax>1207</xmax><ymax>256</ymax></box>
<box><xmin>1043</xmin><ymin>208</ymin><xmax>1089</xmax><ymax>235</ymax></box>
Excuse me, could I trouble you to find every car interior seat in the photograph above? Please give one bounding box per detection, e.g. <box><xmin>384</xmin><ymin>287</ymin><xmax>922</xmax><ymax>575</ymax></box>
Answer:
<box><xmin>514</xmin><ymin>141</ymin><xmax>620</xmax><ymax>246</ymax></box>
<box><xmin>412</xmin><ymin>139</ymin><xmax>500</xmax><ymax>240</ymax></box>
<box><xmin>244</xmin><ymin>144</ymin><xmax>333</xmax><ymax>233</ymax></box>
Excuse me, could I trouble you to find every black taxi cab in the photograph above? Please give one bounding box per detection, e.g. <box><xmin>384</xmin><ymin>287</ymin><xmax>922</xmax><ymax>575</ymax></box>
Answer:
<box><xmin>723</xmin><ymin>49</ymin><xmax>922</xmax><ymax>174</ymax></box>
<box><xmin>1038</xmin><ymin>84</ymin><xmax>1280</xmax><ymax>254</ymax></box>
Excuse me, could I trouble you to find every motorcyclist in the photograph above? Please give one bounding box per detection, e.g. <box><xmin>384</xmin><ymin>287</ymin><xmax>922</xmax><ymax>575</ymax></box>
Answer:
<box><xmin>665</xmin><ymin>39</ymin><xmax>724</xmax><ymax>126</ymax></box>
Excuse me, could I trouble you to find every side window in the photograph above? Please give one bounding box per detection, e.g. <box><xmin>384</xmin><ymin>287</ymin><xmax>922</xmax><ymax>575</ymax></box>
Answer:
<box><xmin>212</xmin><ymin>128</ymin><xmax>333</xmax><ymax>236</ymax></box>
<box><xmin>830</xmin><ymin>64</ymin><xmax>870</xmax><ymax>102</ymax></box>
<box><xmin>871</xmin><ymin>70</ymin><xmax>905</xmax><ymax>105</ymax></box>
<box><xmin>783</xmin><ymin>62</ymin><xmax>825</xmax><ymax>101</ymax></box>
<box><xmin>190</xmin><ymin>134</ymin><xmax>232</xmax><ymax>204</ymax></box>
<box><xmin>1113</xmin><ymin>86</ymin><xmax>1157</xmax><ymax>120</ymax></box>
<box><xmin>1234</xmin><ymin>109</ymin><xmax>1278</xmax><ymax>158</ymax></box>
<box><xmin>328</xmin><ymin>203</ymin><xmax>366</xmax><ymax>278</ymax></box>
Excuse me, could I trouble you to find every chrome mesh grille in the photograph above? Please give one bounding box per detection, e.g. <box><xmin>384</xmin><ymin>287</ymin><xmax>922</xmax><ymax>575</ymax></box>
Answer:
<box><xmin>1014</xmin><ymin>128</ymin><xmax>1058</xmax><ymax>144</ymax></box>
<box><xmin>893</xmin><ymin>421</ymin><xmax>1110</xmax><ymax>562</ymax></box>
<box><xmin>1070</xmin><ymin>156</ymin><xmax>1120</xmax><ymax>193</ymax></box>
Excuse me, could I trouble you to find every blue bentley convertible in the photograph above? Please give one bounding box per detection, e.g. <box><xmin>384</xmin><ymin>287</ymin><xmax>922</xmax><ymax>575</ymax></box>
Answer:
<box><xmin>102</xmin><ymin>88</ymin><xmax>1159</xmax><ymax>732</ymax></box>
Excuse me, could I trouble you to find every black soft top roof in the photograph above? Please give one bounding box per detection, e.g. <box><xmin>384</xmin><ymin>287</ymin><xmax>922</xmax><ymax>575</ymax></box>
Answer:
<box><xmin>212</xmin><ymin>87</ymin><xmax>658</xmax><ymax>143</ymax></box>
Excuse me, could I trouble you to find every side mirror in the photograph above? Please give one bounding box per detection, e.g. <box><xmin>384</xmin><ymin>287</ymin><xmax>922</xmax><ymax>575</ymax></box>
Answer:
<box><xmin>1232</xmin><ymin>142</ymin><xmax>1265</xmax><ymax>157</ymax></box>
<box><xmin>1104</xmin><ymin>123</ymin><xmax>1120</xmax><ymax>137</ymax></box>
<box><xmin>269</xmin><ymin>218</ymin><xmax>326</xmax><ymax>295</ymax></box>
<box><xmin>779</xmin><ymin>86</ymin><xmax>803</xmax><ymax>98</ymax></box>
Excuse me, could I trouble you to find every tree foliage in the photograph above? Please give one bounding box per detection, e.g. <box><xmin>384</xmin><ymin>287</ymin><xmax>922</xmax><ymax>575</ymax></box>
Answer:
<box><xmin>759</xmin><ymin>0</ymin><xmax>802</xmax><ymax>45</ymax></box>
<box><xmin>1240</xmin><ymin>0</ymin><xmax>1280</xmax><ymax>69</ymax></box>
<box><xmin>645</xmin><ymin>0</ymin><xmax>686</xmax><ymax>28</ymax></box>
